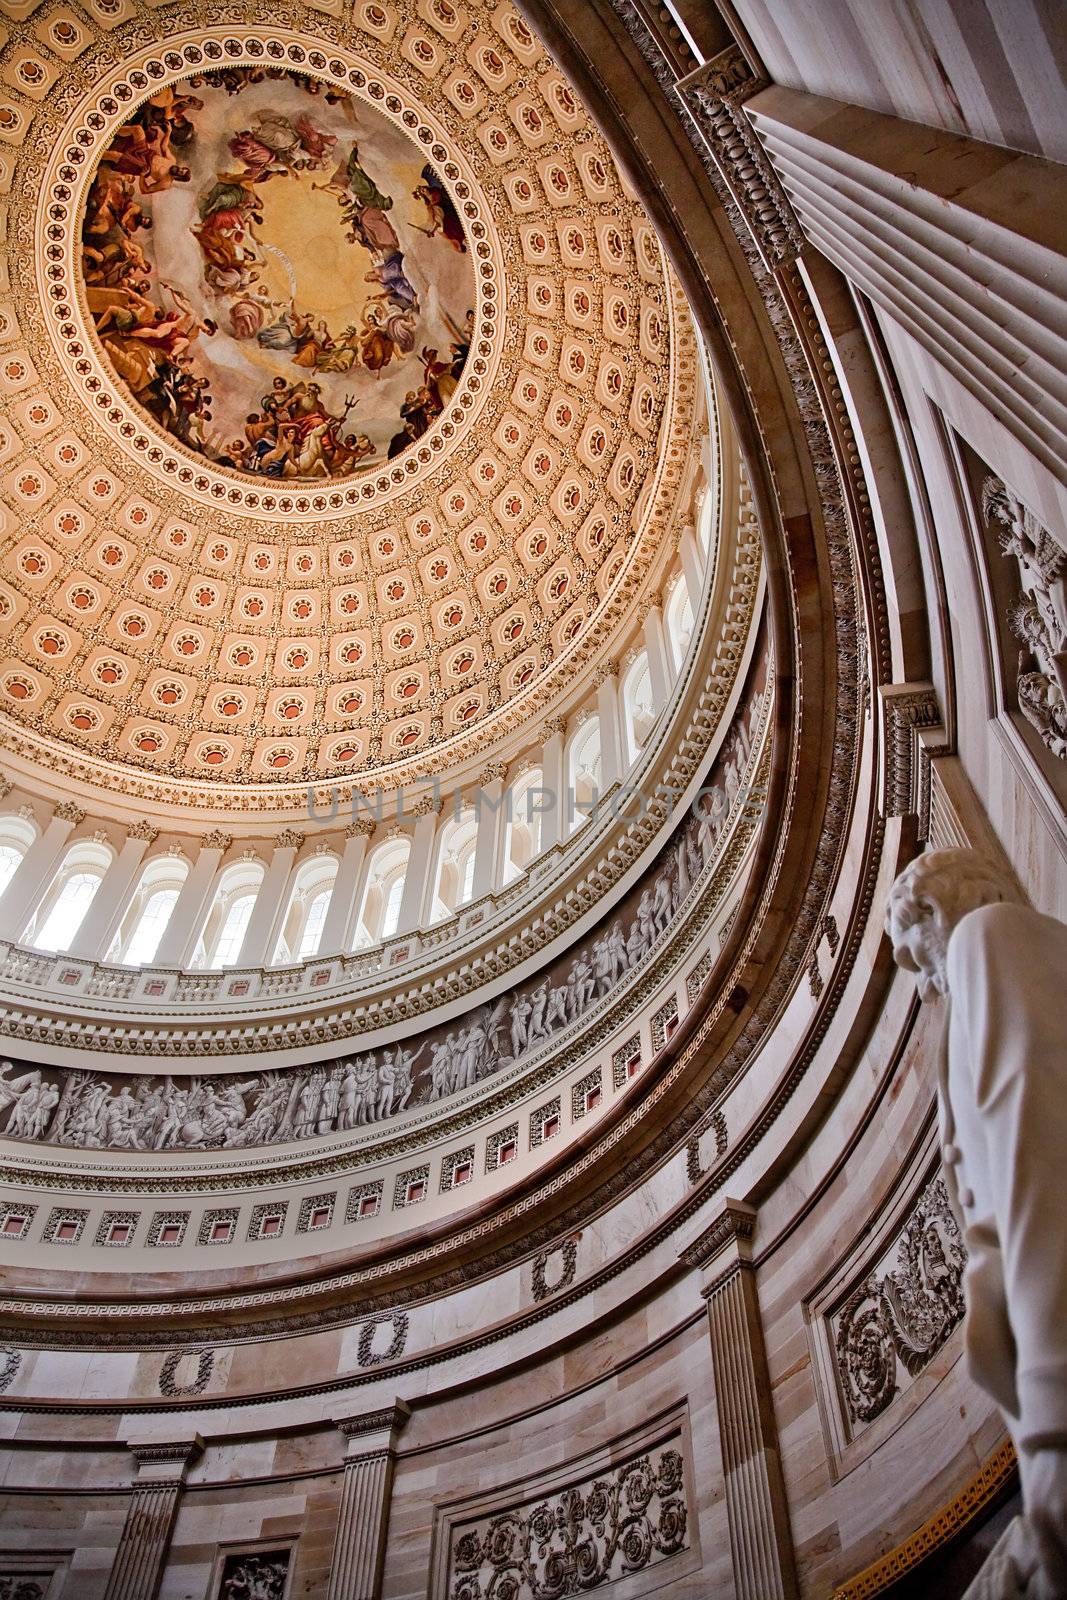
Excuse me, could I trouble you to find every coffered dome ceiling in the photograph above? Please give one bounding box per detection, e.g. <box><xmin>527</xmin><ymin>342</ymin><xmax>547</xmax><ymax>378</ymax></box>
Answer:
<box><xmin>0</xmin><ymin>2</ymin><xmax>703</xmax><ymax>805</ymax></box>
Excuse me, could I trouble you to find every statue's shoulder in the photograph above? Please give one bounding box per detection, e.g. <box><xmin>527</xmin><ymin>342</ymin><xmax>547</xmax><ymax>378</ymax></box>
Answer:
<box><xmin>949</xmin><ymin>900</ymin><xmax>1067</xmax><ymax>988</ymax></box>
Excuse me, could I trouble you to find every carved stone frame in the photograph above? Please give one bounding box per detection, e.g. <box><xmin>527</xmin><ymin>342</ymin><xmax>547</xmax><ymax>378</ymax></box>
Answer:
<box><xmin>805</xmin><ymin>1117</ymin><xmax>965</xmax><ymax>1479</ymax></box>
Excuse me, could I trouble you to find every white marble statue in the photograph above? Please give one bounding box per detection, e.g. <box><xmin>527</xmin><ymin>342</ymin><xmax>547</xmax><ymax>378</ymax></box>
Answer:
<box><xmin>887</xmin><ymin>848</ymin><xmax>1067</xmax><ymax>1599</ymax></box>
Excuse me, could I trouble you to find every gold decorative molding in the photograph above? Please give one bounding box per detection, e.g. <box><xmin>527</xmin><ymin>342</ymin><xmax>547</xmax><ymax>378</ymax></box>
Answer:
<box><xmin>831</xmin><ymin>1440</ymin><xmax>1017</xmax><ymax>1598</ymax></box>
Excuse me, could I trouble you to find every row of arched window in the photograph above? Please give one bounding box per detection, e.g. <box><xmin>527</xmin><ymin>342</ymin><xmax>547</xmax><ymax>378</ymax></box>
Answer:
<box><xmin>0</xmin><ymin>537</ymin><xmax>705</xmax><ymax>969</ymax></box>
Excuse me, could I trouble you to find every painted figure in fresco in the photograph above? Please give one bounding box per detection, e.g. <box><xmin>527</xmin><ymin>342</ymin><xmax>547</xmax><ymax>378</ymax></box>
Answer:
<box><xmin>411</xmin><ymin>163</ymin><xmax>467</xmax><ymax>252</ymax></box>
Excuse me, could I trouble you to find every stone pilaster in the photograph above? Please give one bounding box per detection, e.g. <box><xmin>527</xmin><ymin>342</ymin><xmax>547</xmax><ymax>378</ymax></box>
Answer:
<box><xmin>326</xmin><ymin>1401</ymin><xmax>410</xmax><ymax>1600</ymax></box>
<box><xmin>103</xmin><ymin>1435</ymin><xmax>202</xmax><ymax>1600</ymax></box>
<box><xmin>682</xmin><ymin>1200</ymin><xmax>798</xmax><ymax>1600</ymax></box>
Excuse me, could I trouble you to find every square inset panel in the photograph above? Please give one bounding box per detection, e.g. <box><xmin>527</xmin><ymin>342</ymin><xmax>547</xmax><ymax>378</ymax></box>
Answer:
<box><xmin>43</xmin><ymin>1208</ymin><xmax>87</xmax><ymax>1245</ymax></box>
<box><xmin>147</xmin><ymin>1211</ymin><xmax>189</xmax><ymax>1248</ymax></box>
<box><xmin>297</xmin><ymin>1193</ymin><xmax>335</xmax><ymax>1233</ymax></box>
<box><xmin>346</xmin><ymin>1182</ymin><xmax>383</xmax><ymax>1222</ymax></box>
<box><xmin>95</xmin><ymin>1211</ymin><xmax>138</xmax><ymax>1248</ymax></box>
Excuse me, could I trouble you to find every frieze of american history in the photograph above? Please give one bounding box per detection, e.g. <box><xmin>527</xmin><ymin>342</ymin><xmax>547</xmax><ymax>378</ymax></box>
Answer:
<box><xmin>0</xmin><ymin>678</ymin><xmax>767</xmax><ymax>1155</ymax></box>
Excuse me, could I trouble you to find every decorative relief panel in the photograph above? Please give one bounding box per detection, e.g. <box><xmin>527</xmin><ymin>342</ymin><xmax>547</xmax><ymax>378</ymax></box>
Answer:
<box><xmin>443</xmin><ymin>1433</ymin><xmax>688</xmax><ymax>1598</ymax></box>
<box><xmin>217</xmin><ymin>1548</ymin><xmax>290</xmax><ymax>1600</ymax></box>
<box><xmin>829</xmin><ymin>1173</ymin><xmax>965</xmax><ymax>1439</ymax></box>
<box><xmin>957</xmin><ymin>438</ymin><xmax>1067</xmax><ymax>774</ymax></box>
<box><xmin>650</xmin><ymin>993</ymin><xmax>678</xmax><ymax>1053</ymax></box>
<box><xmin>611</xmin><ymin>1033</ymin><xmax>641</xmax><ymax>1090</ymax></box>
<box><xmin>0</xmin><ymin>1578</ymin><xmax>52</xmax><ymax>1600</ymax></box>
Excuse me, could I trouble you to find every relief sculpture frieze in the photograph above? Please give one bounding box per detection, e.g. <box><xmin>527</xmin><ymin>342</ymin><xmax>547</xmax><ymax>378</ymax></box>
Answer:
<box><xmin>0</xmin><ymin>677</ymin><xmax>767</xmax><ymax>1159</ymax></box>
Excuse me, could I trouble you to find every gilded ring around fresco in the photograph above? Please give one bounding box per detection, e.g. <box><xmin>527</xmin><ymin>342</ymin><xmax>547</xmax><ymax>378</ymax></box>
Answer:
<box><xmin>41</xmin><ymin>33</ymin><xmax>501</xmax><ymax>517</ymax></box>
<box><xmin>79</xmin><ymin>67</ymin><xmax>476</xmax><ymax>482</ymax></box>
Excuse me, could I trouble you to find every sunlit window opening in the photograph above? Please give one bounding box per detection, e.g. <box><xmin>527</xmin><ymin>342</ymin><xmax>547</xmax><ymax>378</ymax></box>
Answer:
<box><xmin>502</xmin><ymin>767</ymin><xmax>545</xmax><ymax>884</ymax></box>
<box><xmin>567</xmin><ymin>717</ymin><xmax>602</xmax><ymax>836</ymax></box>
<box><xmin>27</xmin><ymin>839</ymin><xmax>113</xmax><ymax>953</ymax></box>
<box><xmin>429</xmin><ymin>809</ymin><xmax>479</xmax><ymax>923</ymax></box>
<box><xmin>352</xmin><ymin>838</ymin><xmax>410</xmax><ymax>948</ymax></box>
<box><xmin>272</xmin><ymin>855</ymin><xmax>338</xmax><ymax>964</ymax></box>
<box><xmin>192</xmin><ymin>860</ymin><xmax>265</xmax><ymax>969</ymax></box>
<box><xmin>108</xmin><ymin>855</ymin><xmax>189</xmax><ymax>966</ymax></box>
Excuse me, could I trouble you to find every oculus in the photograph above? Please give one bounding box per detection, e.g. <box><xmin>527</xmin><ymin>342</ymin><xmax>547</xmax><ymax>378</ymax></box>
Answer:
<box><xmin>79</xmin><ymin>68</ymin><xmax>475</xmax><ymax>480</ymax></box>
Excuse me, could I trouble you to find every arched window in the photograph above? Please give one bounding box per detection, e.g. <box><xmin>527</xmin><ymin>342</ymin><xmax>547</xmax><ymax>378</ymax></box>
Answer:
<box><xmin>502</xmin><ymin>767</ymin><xmax>545</xmax><ymax>885</ymax></box>
<box><xmin>0</xmin><ymin>813</ymin><xmax>37</xmax><ymax>907</ymax></box>
<box><xmin>352</xmin><ymin>838</ymin><xmax>410</xmax><ymax>949</ymax></box>
<box><xmin>213</xmin><ymin>894</ymin><xmax>257</xmax><ymax>968</ymax></box>
<box><xmin>567</xmin><ymin>717</ymin><xmax>602</xmax><ymax>835</ymax></box>
<box><xmin>192</xmin><ymin>859</ymin><xmax>265</xmax><ymax>969</ymax></box>
<box><xmin>429</xmin><ymin>809</ymin><xmax>479</xmax><ymax>923</ymax></box>
<box><xmin>665</xmin><ymin>578</ymin><xmax>695</xmax><ymax>676</ymax></box>
<box><xmin>271</xmin><ymin>854</ymin><xmax>339</xmax><ymax>965</ymax></box>
<box><xmin>622</xmin><ymin>653</ymin><xmax>656</xmax><ymax>766</ymax></box>
<box><xmin>26</xmin><ymin>838</ymin><xmax>113</xmax><ymax>953</ymax></box>
<box><xmin>696</xmin><ymin>480</ymin><xmax>715</xmax><ymax>557</ymax></box>
<box><xmin>108</xmin><ymin>854</ymin><xmax>189</xmax><ymax>967</ymax></box>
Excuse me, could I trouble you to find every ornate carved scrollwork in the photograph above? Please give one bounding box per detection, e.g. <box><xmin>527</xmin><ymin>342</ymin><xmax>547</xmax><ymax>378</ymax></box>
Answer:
<box><xmin>447</xmin><ymin>1441</ymin><xmax>688</xmax><ymax>1598</ymax></box>
<box><xmin>833</xmin><ymin>1176</ymin><xmax>965</xmax><ymax>1430</ymax></box>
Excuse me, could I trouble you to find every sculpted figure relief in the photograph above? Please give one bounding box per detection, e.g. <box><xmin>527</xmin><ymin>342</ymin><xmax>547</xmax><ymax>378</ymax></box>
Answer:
<box><xmin>0</xmin><ymin>687</ymin><xmax>765</xmax><ymax>1156</ymax></box>
<box><xmin>981</xmin><ymin>475</ymin><xmax>1067</xmax><ymax>762</ymax></box>
<box><xmin>887</xmin><ymin>848</ymin><xmax>1067</xmax><ymax>1599</ymax></box>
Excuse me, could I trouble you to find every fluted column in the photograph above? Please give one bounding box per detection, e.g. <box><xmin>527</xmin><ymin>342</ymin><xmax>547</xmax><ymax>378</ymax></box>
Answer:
<box><xmin>395</xmin><ymin>803</ymin><xmax>438</xmax><ymax>935</ymax></box>
<box><xmin>642</xmin><ymin>597</ymin><xmax>672</xmax><ymax>706</ymax></box>
<box><xmin>596</xmin><ymin>667</ymin><xmax>624</xmax><ymax>787</ymax></box>
<box><xmin>537</xmin><ymin>718</ymin><xmax>566</xmax><ymax>850</ymax></box>
<box><xmin>103</xmin><ymin>1435</ymin><xmax>202</xmax><ymax>1600</ymax></box>
<box><xmin>471</xmin><ymin>765</ymin><xmax>507</xmax><ymax>900</ymax></box>
<box><xmin>237</xmin><ymin>829</ymin><xmax>302</xmax><ymax>967</ymax></box>
<box><xmin>682</xmin><ymin>1200</ymin><xmax>798</xmax><ymax>1600</ymax></box>
<box><xmin>0</xmin><ymin>802</ymin><xmax>82</xmax><ymax>940</ymax></box>
<box><xmin>319</xmin><ymin>822</ymin><xmax>373</xmax><ymax>955</ymax></box>
<box><xmin>69</xmin><ymin>821</ymin><xmax>156</xmax><ymax>960</ymax></box>
<box><xmin>326</xmin><ymin>1401</ymin><xmax>410</xmax><ymax>1600</ymax></box>
<box><xmin>152</xmin><ymin>832</ymin><xmax>229</xmax><ymax>967</ymax></box>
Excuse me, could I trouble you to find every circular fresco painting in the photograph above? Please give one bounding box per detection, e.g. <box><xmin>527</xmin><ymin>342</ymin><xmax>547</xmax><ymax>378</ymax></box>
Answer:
<box><xmin>79</xmin><ymin>68</ymin><xmax>476</xmax><ymax>480</ymax></box>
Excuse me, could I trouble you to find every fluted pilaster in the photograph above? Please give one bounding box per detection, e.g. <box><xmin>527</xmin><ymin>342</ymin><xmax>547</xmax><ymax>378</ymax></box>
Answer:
<box><xmin>684</xmin><ymin>1200</ymin><xmax>798</xmax><ymax>1600</ymax></box>
<box><xmin>326</xmin><ymin>1401</ymin><xmax>410</xmax><ymax>1600</ymax></box>
<box><xmin>103</xmin><ymin>1436</ymin><xmax>202</xmax><ymax>1600</ymax></box>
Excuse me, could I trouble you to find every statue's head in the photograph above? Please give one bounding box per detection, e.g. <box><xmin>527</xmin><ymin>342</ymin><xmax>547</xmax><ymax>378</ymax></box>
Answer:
<box><xmin>885</xmin><ymin>848</ymin><xmax>1015</xmax><ymax>1001</ymax></box>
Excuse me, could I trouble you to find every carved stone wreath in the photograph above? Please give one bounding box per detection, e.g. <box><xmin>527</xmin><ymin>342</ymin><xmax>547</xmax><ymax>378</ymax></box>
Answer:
<box><xmin>356</xmin><ymin>1309</ymin><xmax>409</xmax><ymax>1366</ymax></box>
<box><xmin>0</xmin><ymin>1348</ymin><xmax>21</xmax><ymax>1395</ymax></box>
<box><xmin>531</xmin><ymin>1236</ymin><xmax>578</xmax><ymax>1301</ymax></box>
<box><xmin>158</xmin><ymin>1344</ymin><xmax>215</xmax><ymax>1396</ymax></box>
